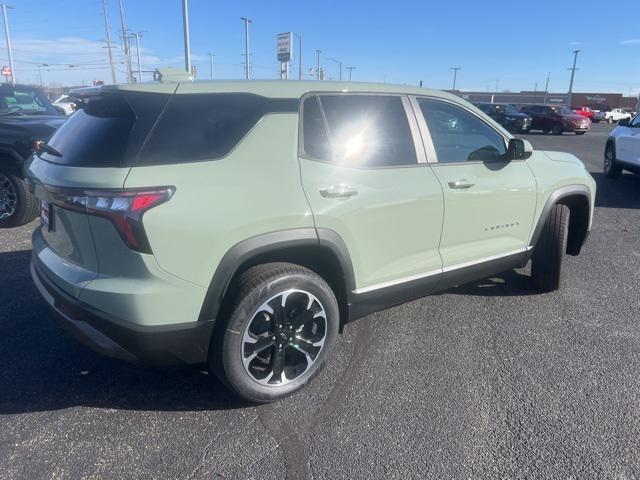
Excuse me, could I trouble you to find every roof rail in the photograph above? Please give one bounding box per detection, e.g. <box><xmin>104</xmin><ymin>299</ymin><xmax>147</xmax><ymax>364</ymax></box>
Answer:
<box><xmin>154</xmin><ymin>67</ymin><xmax>193</xmax><ymax>83</ymax></box>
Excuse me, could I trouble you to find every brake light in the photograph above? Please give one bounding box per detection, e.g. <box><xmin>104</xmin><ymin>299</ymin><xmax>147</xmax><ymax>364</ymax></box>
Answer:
<box><xmin>48</xmin><ymin>186</ymin><xmax>175</xmax><ymax>254</ymax></box>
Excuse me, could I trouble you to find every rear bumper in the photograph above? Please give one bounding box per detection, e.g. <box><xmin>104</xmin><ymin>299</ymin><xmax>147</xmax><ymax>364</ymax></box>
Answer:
<box><xmin>31</xmin><ymin>257</ymin><xmax>214</xmax><ymax>365</ymax></box>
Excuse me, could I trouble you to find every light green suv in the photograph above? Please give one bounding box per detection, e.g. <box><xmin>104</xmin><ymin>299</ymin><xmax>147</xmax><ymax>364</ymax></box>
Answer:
<box><xmin>27</xmin><ymin>73</ymin><xmax>596</xmax><ymax>402</ymax></box>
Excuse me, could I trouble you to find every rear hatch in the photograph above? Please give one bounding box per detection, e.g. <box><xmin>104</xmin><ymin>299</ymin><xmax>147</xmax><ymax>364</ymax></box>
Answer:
<box><xmin>28</xmin><ymin>84</ymin><xmax>175</xmax><ymax>298</ymax></box>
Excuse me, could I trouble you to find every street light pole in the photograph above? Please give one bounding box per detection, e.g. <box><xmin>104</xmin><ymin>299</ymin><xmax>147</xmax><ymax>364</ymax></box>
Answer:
<box><xmin>450</xmin><ymin>67</ymin><xmax>461</xmax><ymax>90</ymax></box>
<box><xmin>567</xmin><ymin>49</ymin><xmax>580</xmax><ymax>107</ymax></box>
<box><xmin>182</xmin><ymin>0</ymin><xmax>192</xmax><ymax>73</ymax></box>
<box><xmin>1</xmin><ymin>4</ymin><xmax>15</xmax><ymax>84</ymax></box>
<box><xmin>328</xmin><ymin>57</ymin><xmax>342</xmax><ymax>80</ymax></box>
<box><xmin>315</xmin><ymin>49</ymin><xmax>321</xmax><ymax>80</ymax></box>
<box><xmin>132</xmin><ymin>31</ymin><xmax>145</xmax><ymax>82</ymax></box>
<box><xmin>241</xmin><ymin>17</ymin><xmax>252</xmax><ymax>80</ymax></box>
<box><xmin>346</xmin><ymin>66</ymin><xmax>355</xmax><ymax>81</ymax></box>
<box><xmin>208</xmin><ymin>53</ymin><xmax>215</xmax><ymax>79</ymax></box>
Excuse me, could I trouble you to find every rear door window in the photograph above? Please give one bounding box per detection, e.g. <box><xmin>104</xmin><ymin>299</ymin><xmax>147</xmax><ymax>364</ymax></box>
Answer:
<box><xmin>301</xmin><ymin>94</ymin><xmax>417</xmax><ymax>167</ymax></box>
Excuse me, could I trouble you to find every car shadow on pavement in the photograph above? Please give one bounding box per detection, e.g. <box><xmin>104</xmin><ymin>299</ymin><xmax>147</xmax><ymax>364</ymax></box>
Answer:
<box><xmin>442</xmin><ymin>269</ymin><xmax>537</xmax><ymax>297</ymax></box>
<box><xmin>591</xmin><ymin>172</ymin><xmax>640</xmax><ymax>210</ymax></box>
<box><xmin>0</xmin><ymin>249</ymin><xmax>250</xmax><ymax>415</ymax></box>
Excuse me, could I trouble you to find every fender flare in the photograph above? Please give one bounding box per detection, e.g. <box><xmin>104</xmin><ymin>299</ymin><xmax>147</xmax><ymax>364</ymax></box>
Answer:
<box><xmin>197</xmin><ymin>227</ymin><xmax>356</xmax><ymax>323</ymax></box>
<box><xmin>528</xmin><ymin>184</ymin><xmax>592</xmax><ymax>249</ymax></box>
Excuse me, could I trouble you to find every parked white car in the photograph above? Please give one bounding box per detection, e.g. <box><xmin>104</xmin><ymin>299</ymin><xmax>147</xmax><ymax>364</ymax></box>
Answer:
<box><xmin>52</xmin><ymin>95</ymin><xmax>78</xmax><ymax>115</ymax></box>
<box><xmin>604</xmin><ymin>114</ymin><xmax>640</xmax><ymax>177</ymax></box>
<box><xmin>605</xmin><ymin>108</ymin><xmax>632</xmax><ymax>124</ymax></box>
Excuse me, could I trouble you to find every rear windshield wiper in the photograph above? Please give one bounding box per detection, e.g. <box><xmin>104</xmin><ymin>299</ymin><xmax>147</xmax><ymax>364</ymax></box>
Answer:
<box><xmin>35</xmin><ymin>141</ymin><xmax>62</xmax><ymax>158</ymax></box>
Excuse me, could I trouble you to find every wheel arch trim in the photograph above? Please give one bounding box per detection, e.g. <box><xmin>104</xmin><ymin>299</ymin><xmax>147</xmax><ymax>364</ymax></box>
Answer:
<box><xmin>529</xmin><ymin>184</ymin><xmax>592</xmax><ymax>250</ymax></box>
<box><xmin>197</xmin><ymin>227</ymin><xmax>356</xmax><ymax>323</ymax></box>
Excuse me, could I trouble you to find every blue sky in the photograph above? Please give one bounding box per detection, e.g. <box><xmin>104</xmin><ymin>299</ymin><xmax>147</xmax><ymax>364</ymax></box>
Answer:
<box><xmin>1</xmin><ymin>0</ymin><xmax>639</xmax><ymax>96</ymax></box>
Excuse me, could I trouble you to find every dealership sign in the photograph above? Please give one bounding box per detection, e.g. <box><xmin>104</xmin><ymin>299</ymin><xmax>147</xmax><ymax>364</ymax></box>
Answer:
<box><xmin>586</xmin><ymin>95</ymin><xmax>607</xmax><ymax>104</ymax></box>
<box><xmin>277</xmin><ymin>32</ymin><xmax>293</xmax><ymax>62</ymax></box>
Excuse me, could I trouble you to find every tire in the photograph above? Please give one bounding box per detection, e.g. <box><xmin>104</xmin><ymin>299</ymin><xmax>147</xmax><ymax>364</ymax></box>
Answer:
<box><xmin>575</xmin><ymin>131</ymin><xmax>586</xmax><ymax>135</ymax></box>
<box><xmin>0</xmin><ymin>169</ymin><xmax>39</xmax><ymax>228</ymax></box>
<box><xmin>211</xmin><ymin>262</ymin><xmax>340</xmax><ymax>403</ymax></box>
<box><xmin>542</xmin><ymin>129</ymin><xmax>551</xmax><ymax>135</ymax></box>
<box><xmin>607</xmin><ymin>117</ymin><xmax>613</xmax><ymax>124</ymax></box>
<box><xmin>531</xmin><ymin>204</ymin><xmax>570</xmax><ymax>292</ymax></box>
<box><xmin>604</xmin><ymin>143</ymin><xmax>622</xmax><ymax>178</ymax></box>
<box><xmin>551</xmin><ymin>123</ymin><xmax>563</xmax><ymax>135</ymax></box>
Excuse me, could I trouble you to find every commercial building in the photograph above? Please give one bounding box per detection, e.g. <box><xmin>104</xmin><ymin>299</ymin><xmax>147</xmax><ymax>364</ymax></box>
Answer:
<box><xmin>450</xmin><ymin>90</ymin><xmax>638</xmax><ymax>111</ymax></box>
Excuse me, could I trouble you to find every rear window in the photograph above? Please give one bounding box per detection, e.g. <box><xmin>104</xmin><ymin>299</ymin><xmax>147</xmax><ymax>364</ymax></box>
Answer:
<box><xmin>138</xmin><ymin>93</ymin><xmax>298</xmax><ymax>165</ymax></box>
<box><xmin>0</xmin><ymin>87</ymin><xmax>58</xmax><ymax>115</ymax></box>
<box><xmin>42</xmin><ymin>95</ymin><xmax>135</xmax><ymax>167</ymax></box>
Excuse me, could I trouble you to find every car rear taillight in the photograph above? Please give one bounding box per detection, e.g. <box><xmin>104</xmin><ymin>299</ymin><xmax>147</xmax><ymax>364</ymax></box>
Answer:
<box><xmin>48</xmin><ymin>186</ymin><xmax>174</xmax><ymax>254</ymax></box>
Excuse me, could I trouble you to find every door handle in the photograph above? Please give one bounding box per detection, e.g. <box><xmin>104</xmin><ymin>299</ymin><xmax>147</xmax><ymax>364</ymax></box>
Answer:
<box><xmin>319</xmin><ymin>184</ymin><xmax>359</xmax><ymax>198</ymax></box>
<box><xmin>448</xmin><ymin>179</ymin><xmax>475</xmax><ymax>189</ymax></box>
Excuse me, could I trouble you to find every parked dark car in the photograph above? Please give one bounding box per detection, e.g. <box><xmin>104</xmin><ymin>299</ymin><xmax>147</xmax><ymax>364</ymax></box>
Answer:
<box><xmin>520</xmin><ymin>104</ymin><xmax>591</xmax><ymax>135</ymax></box>
<box><xmin>0</xmin><ymin>84</ymin><xmax>66</xmax><ymax>227</ymax></box>
<box><xmin>475</xmin><ymin>103</ymin><xmax>532</xmax><ymax>133</ymax></box>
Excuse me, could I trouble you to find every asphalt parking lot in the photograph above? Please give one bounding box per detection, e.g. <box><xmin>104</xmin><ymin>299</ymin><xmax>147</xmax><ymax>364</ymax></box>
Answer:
<box><xmin>1</xmin><ymin>122</ymin><xmax>639</xmax><ymax>479</ymax></box>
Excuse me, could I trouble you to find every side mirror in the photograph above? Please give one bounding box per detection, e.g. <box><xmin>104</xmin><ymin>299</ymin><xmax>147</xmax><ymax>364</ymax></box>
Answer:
<box><xmin>619</xmin><ymin>118</ymin><xmax>630</xmax><ymax>127</ymax></box>
<box><xmin>506</xmin><ymin>138</ymin><xmax>532</xmax><ymax>160</ymax></box>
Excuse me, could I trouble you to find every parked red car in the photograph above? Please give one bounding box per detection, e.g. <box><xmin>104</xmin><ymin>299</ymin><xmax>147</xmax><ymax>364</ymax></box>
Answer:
<box><xmin>520</xmin><ymin>105</ymin><xmax>591</xmax><ymax>135</ymax></box>
<box><xmin>573</xmin><ymin>106</ymin><xmax>595</xmax><ymax>120</ymax></box>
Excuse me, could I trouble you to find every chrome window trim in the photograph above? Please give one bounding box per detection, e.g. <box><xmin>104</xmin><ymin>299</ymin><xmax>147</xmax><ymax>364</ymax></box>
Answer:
<box><xmin>297</xmin><ymin>91</ymin><xmax>423</xmax><ymax>169</ymax></box>
<box><xmin>352</xmin><ymin>246</ymin><xmax>531</xmax><ymax>294</ymax></box>
<box><xmin>408</xmin><ymin>95</ymin><xmax>519</xmax><ymax>166</ymax></box>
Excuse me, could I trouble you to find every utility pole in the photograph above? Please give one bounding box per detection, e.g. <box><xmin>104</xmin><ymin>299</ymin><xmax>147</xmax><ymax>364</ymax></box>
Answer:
<box><xmin>533</xmin><ymin>82</ymin><xmax>538</xmax><ymax>105</ymax></box>
<box><xmin>543</xmin><ymin>72</ymin><xmax>550</xmax><ymax>104</ymax></box>
<box><xmin>241</xmin><ymin>17</ymin><xmax>252</xmax><ymax>79</ymax></box>
<box><xmin>292</xmin><ymin>33</ymin><xmax>302</xmax><ymax>80</ymax></box>
<box><xmin>131</xmin><ymin>31</ymin><xmax>145</xmax><ymax>82</ymax></box>
<box><xmin>450</xmin><ymin>67</ymin><xmax>461</xmax><ymax>90</ymax></box>
<box><xmin>495</xmin><ymin>78</ymin><xmax>500</xmax><ymax>93</ymax></box>
<box><xmin>1</xmin><ymin>4</ymin><xmax>15</xmax><ymax>84</ymax></box>
<box><xmin>346</xmin><ymin>66</ymin><xmax>355</xmax><ymax>81</ymax></box>
<box><xmin>315</xmin><ymin>50</ymin><xmax>321</xmax><ymax>80</ymax></box>
<box><xmin>298</xmin><ymin>35</ymin><xmax>302</xmax><ymax>80</ymax></box>
<box><xmin>208</xmin><ymin>53</ymin><xmax>215</xmax><ymax>79</ymax></box>
<box><xmin>118</xmin><ymin>0</ymin><xmax>132</xmax><ymax>82</ymax></box>
<box><xmin>328</xmin><ymin>57</ymin><xmax>342</xmax><ymax>80</ymax></box>
<box><xmin>567</xmin><ymin>49</ymin><xmax>580</xmax><ymax>107</ymax></box>
<box><xmin>101</xmin><ymin>0</ymin><xmax>117</xmax><ymax>84</ymax></box>
<box><xmin>182</xmin><ymin>0</ymin><xmax>192</xmax><ymax>74</ymax></box>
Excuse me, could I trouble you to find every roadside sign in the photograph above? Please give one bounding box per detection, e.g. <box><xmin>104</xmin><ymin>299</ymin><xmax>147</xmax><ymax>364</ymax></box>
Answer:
<box><xmin>277</xmin><ymin>32</ymin><xmax>293</xmax><ymax>62</ymax></box>
<box><xmin>1</xmin><ymin>66</ymin><xmax>11</xmax><ymax>77</ymax></box>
